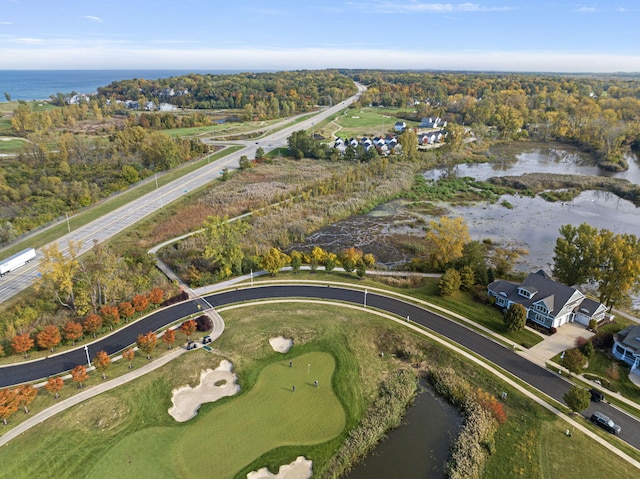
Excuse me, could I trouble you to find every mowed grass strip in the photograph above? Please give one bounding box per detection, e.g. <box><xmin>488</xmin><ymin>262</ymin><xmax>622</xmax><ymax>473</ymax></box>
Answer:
<box><xmin>86</xmin><ymin>352</ymin><xmax>344</xmax><ymax>479</ymax></box>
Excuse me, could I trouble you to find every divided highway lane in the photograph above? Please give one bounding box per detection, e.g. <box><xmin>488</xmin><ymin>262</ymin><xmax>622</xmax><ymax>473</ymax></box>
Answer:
<box><xmin>2</xmin><ymin>283</ymin><xmax>638</xmax><ymax>450</ymax></box>
<box><xmin>0</xmin><ymin>82</ymin><xmax>366</xmax><ymax>305</ymax></box>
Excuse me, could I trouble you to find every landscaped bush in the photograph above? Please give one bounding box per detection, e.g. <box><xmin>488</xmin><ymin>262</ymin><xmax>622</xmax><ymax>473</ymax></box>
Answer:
<box><xmin>160</xmin><ymin>290</ymin><xmax>189</xmax><ymax>307</ymax></box>
<box><xmin>195</xmin><ymin>315</ymin><xmax>213</xmax><ymax>332</ymax></box>
<box><xmin>592</xmin><ymin>332</ymin><xmax>613</xmax><ymax>351</ymax></box>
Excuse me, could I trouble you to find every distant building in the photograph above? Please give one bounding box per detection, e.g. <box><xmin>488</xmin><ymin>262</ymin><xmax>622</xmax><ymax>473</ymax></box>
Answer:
<box><xmin>394</xmin><ymin>121</ymin><xmax>406</xmax><ymax>132</ymax></box>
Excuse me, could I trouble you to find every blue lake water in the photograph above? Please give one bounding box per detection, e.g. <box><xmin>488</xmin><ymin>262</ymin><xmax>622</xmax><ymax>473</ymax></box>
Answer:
<box><xmin>0</xmin><ymin>69</ymin><xmax>248</xmax><ymax>101</ymax></box>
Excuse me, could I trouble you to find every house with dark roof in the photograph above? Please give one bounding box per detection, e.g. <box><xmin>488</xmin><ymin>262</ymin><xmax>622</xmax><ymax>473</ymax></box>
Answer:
<box><xmin>394</xmin><ymin>121</ymin><xmax>406</xmax><ymax>132</ymax></box>
<box><xmin>612</xmin><ymin>325</ymin><xmax>640</xmax><ymax>372</ymax></box>
<box><xmin>488</xmin><ymin>270</ymin><xmax>607</xmax><ymax>330</ymax></box>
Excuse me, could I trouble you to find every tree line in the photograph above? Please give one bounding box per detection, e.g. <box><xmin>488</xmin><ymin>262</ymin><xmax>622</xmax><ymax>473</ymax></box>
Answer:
<box><xmin>343</xmin><ymin>70</ymin><xmax>640</xmax><ymax>170</ymax></box>
<box><xmin>94</xmin><ymin>70</ymin><xmax>357</xmax><ymax>118</ymax></box>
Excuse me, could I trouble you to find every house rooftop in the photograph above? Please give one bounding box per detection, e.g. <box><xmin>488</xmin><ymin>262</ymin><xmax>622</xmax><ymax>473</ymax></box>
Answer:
<box><xmin>615</xmin><ymin>325</ymin><xmax>640</xmax><ymax>353</ymax></box>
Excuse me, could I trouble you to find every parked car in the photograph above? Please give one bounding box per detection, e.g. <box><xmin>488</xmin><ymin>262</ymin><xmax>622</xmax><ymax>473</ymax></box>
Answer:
<box><xmin>590</xmin><ymin>388</ymin><xmax>605</xmax><ymax>402</ymax></box>
<box><xmin>590</xmin><ymin>412</ymin><xmax>621</xmax><ymax>435</ymax></box>
<box><xmin>202</xmin><ymin>335</ymin><xmax>212</xmax><ymax>345</ymax></box>
<box><xmin>186</xmin><ymin>341</ymin><xmax>197</xmax><ymax>350</ymax></box>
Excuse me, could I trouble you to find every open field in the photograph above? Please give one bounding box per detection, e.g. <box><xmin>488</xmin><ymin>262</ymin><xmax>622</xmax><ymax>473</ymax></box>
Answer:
<box><xmin>0</xmin><ymin>137</ymin><xmax>28</xmax><ymax>153</ymax></box>
<box><xmin>318</xmin><ymin>107</ymin><xmax>419</xmax><ymax>140</ymax></box>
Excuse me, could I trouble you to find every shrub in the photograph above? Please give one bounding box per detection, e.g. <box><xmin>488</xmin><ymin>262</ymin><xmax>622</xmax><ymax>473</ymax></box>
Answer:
<box><xmin>575</xmin><ymin>336</ymin><xmax>589</xmax><ymax>349</ymax></box>
<box><xmin>439</xmin><ymin>268</ymin><xmax>462</xmax><ymax>297</ymax></box>
<box><xmin>588</xmin><ymin>318</ymin><xmax>598</xmax><ymax>331</ymax></box>
<box><xmin>580</xmin><ymin>340</ymin><xmax>594</xmax><ymax>358</ymax></box>
<box><xmin>160</xmin><ymin>290</ymin><xmax>189</xmax><ymax>307</ymax></box>
<box><xmin>592</xmin><ymin>332</ymin><xmax>613</xmax><ymax>350</ymax></box>
<box><xmin>503</xmin><ymin>303</ymin><xmax>527</xmax><ymax>332</ymax></box>
<box><xmin>195</xmin><ymin>315</ymin><xmax>213</xmax><ymax>332</ymax></box>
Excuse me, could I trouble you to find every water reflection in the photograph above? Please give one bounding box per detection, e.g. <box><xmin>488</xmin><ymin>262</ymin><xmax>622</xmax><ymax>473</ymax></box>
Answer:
<box><xmin>424</xmin><ymin>146</ymin><xmax>640</xmax><ymax>183</ymax></box>
<box><xmin>347</xmin><ymin>386</ymin><xmax>461</xmax><ymax>479</ymax></box>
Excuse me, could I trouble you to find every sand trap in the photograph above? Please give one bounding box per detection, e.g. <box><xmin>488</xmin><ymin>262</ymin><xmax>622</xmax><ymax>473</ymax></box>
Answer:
<box><xmin>168</xmin><ymin>359</ymin><xmax>240</xmax><ymax>422</ymax></box>
<box><xmin>269</xmin><ymin>336</ymin><xmax>293</xmax><ymax>353</ymax></box>
<box><xmin>247</xmin><ymin>456</ymin><xmax>313</xmax><ymax>479</ymax></box>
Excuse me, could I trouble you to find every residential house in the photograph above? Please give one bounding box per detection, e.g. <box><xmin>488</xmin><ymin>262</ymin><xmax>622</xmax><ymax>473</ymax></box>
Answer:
<box><xmin>394</xmin><ymin>121</ymin><xmax>406</xmax><ymax>132</ymax></box>
<box><xmin>487</xmin><ymin>270</ymin><xmax>607</xmax><ymax>330</ymax></box>
<box><xmin>612</xmin><ymin>325</ymin><xmax>640</xmax><ymax>372</ymax></box>
<box><xmin>420</xmin><ymin>117</ymin><xmax>447</xmax><ymax>128</ymax></box>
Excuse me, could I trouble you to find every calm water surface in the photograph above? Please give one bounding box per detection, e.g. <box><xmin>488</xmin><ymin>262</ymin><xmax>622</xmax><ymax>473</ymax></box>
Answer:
<box><xmin>347</xmin><ymin>386</ymin><xmax>461</xmax><ymax>479</ymax></box>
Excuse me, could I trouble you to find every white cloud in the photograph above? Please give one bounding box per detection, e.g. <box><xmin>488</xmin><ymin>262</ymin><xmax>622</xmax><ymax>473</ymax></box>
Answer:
<box><xmin>0</xmin><ymin>21</ymin><xmax>12</xmax><ymax>25</ymax></box>
<box><xmin>83</xmin><ymin>15</ymin><xmax>104</xmax><ymax>23</ymax></box>
<box><xmin>14</xmin><ymin>37</ymin><xmax>43</xmax><ymax>44</ymax></box>
<box><xmin>573</xmin><ymin>6</ymin><xmax>597</xmax><ymax>13</ymax></box>
<box><xmin>1</xmin><ymin>45</ymin><xmax>640</xmax><ymax>73</ymax></box>
<box><xmin>348</xmin><ymin>1</ymin><xmax>511</xmax><ymax>14</ymax></box>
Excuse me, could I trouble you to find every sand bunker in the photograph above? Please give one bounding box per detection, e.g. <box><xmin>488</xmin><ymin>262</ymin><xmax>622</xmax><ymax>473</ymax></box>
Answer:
<box><xmin>168</xmin><ymin>359</ymin><xmax>240</xmax><ymax>422</ymax></box>
<box><xmin>247</xmin><ymin>456</ymin><xmax>313</xmax><ymax>479</ymax></box>
<box><xmin>269</xmin><ymin>336</ymin><xmax>293</xmax><ymax>353</ymax></box>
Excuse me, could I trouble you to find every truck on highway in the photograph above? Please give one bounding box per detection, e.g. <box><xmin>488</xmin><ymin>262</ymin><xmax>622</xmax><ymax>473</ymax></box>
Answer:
<box><xmin>0</xmin><ymin>248</ymin><xmax>36</xmax><ymax>276</ymax></box>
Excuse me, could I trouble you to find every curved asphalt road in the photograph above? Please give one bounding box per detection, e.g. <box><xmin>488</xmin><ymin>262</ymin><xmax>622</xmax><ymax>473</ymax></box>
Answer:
<box><xmin>1</xmin><ymin>284</ymin><xmax>638</xmax><ymax>449</ymax></box>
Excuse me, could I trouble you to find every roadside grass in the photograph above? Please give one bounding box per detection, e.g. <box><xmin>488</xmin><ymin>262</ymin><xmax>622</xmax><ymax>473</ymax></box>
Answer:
<box><xmin>0</xmin><ymin>145</ymin><xmax>243</xmax><ymax>260</ymax></box>
<box><xmin>252</xmin><ymin>270</ymin><xmax>542</xmax><ymax>348</ymax></box>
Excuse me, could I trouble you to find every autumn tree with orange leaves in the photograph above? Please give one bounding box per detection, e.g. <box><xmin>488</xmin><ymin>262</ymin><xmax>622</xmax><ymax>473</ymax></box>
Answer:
<box><xmin>163</xmin><ymin>328</ymin><xmax>176</xmax><ymax>349</ymax></box>
<box><xmin>148</xmin><ymin>288</ymin><xmax>165</xmax><ymax>307</ymax></box>
<box><xmin>93</xmin><ymin>351</ymin><xmax>111</xmax><ymax>380</ymax></box>
<box><xmin>0</xmin><ymin>388</ymin><xmax>18</xmax><ymax>425</ymax></box>
<box><xmin>12</xmin><ymin>333</ymin><xmax>34</xmax><ymax>358</ymax></box>
<box><xmin>62</xmin><ymin>321</ymin><xmax>83</xmax><ymax>345</ymax></box>
<box><xmin>100</xmin><ymin>304</ymin><xmax>120</xmax><ymax>330</ymax></box>
<box><xmin>122</xmin><ymin>348</ymin><xmax>135</xmax><ymax>369</ymax></box>
<box><xmin>118</xmin><ymin>301</ymin><xmax>135</xmax><ymax>323</ymax></box>
<box><xmin>14</xmin><ymin>384</ymin><xmax>37</xmax><ymax>413</ymax></box>
<box><xmin>71</xmin><ymin>365</ymin><xmax>89</xmax><ymax>388</ymax></box>
<box><xmin>179</xmin><ymin>320</ymin><xmax>197</xmax><ymax>341</ymax></box>
<box><xmin>36</xmin><ymin>325</ymin><xmax>61</xmax><ymax>352</ymax></box>
<box><xmin>132</xmin><ymin>293</ymin><xmax>150</xmax><ymax>313</ymax></box>
<box><xmin>136</xmin><ymin>332</ymin><xmax>157</xmax><ymax>359</ymax></box>
<box><xmin>45</xmin><ymin>377</ymin><xmax>64</xmax><ymax>399</ymax></box>
<box><xmin>83</xmin><ymin>313</ymin><xmax>103</xmax><ymax>337</ymax></box>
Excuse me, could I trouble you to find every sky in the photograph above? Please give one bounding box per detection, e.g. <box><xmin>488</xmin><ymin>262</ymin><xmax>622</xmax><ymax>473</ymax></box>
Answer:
<box><xmin>1</xmin><ymin>0</ymin><xmax>639</xmax><ymax>72</ymax></box>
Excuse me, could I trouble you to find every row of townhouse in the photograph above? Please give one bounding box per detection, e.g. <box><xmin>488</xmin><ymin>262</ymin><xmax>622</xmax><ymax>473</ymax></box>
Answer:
<box><xmin>334</xmin><ymin>135</ymin><xmax>401</xmax><ymax>156</ymax></box>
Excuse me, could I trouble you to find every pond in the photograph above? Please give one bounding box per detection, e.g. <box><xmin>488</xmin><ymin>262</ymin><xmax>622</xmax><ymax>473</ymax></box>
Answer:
<box><xmin>346</xmin><ymin>385</ymin><xmax>462</xmax><ymax>479</ymax></box>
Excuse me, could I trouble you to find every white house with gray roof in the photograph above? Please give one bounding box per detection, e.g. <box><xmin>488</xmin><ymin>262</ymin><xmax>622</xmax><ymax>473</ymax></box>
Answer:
<box><xmin>488</xmin><ymin>270</ymin><xmax>607</xmax><ymax>330</ymax></box>
<box><xmin>612</xmin><ymin>325</ymin><xmax>640</xmax><ymax>372</ymax></box>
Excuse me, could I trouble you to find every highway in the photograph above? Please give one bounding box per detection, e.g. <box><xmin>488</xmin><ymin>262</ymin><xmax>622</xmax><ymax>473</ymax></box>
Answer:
<box><xmin>1</xmin><ymin>284</ymin><xmax>639</xmax><ymax>450</ymax></box>
<box><xmin>0</xmin><ymin>83</ymin><xmax>366</xmax><ymax>304</ymax></box>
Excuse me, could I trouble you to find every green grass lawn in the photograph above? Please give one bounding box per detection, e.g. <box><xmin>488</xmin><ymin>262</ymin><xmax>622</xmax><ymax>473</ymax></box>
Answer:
<box><xmin>87</xmin><ymin>352</ymin><xmax>344</xmax><ymax>478</ymax></box>
<box><xmin>323</xmin><ymin>107</ymin><xmax>419</xmax><ymax>139</ymax></box>
<box><xmin>0</xmin><ymin>137</ymin><xmax>27</xmax><ymax>153</ymax></box>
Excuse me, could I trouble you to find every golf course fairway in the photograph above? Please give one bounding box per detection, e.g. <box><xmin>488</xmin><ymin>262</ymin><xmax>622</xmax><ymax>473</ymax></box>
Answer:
<box><xmin>86</xmin><ymin>351</ymin><xmax>345</xmax><ymax>478</ymax></box>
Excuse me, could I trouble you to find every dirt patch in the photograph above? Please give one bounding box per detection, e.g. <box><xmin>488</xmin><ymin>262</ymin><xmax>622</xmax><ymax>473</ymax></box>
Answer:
<box><xmin>167</xmin><ymin>359</ymin><xmax>240</xmax><ymax>422</ymax></box>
